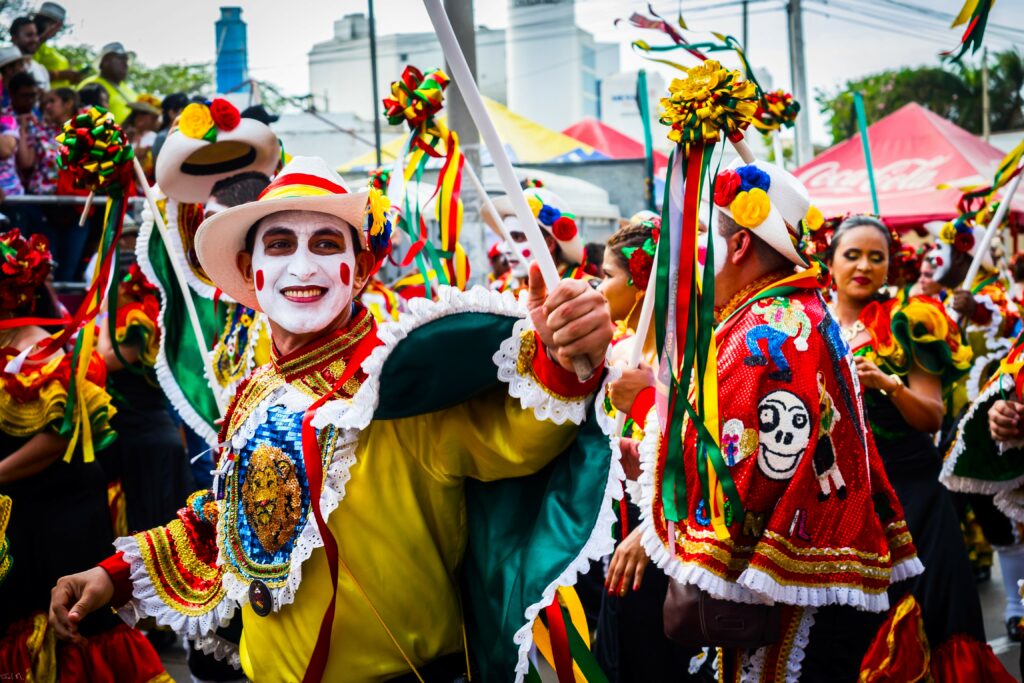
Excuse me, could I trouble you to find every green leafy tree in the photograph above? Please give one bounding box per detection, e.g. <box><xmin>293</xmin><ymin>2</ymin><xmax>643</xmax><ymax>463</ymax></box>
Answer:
<box><xmin>129</xmin><ymin>61</ymin><xmax>212</xmax><ymax>98</ymax></box>
<box><xmin>817</xmin><ymin>49</ymin><xmax>1024</xmax><ymax>143</ymax></box>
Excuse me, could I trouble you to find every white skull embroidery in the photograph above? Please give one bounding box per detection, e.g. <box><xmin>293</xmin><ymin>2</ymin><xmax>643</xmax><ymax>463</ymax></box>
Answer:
<box><xmin>756</xmin><ymin>390</ymin><xmax>812</xmax><ymax>481</ymax></box>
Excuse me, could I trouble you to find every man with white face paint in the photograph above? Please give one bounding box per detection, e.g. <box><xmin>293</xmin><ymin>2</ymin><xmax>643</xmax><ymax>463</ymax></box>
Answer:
<box><xmin>486</xmin><ymin>181</ymin><xmax>590</xmax><ymax>288</ymax></box>
<box><xmin>49</xmin><ymin>157</ymin><xmax>619</xmax><ymax>683</ymax></box>
<box><xmin>609</xmin><ymin>159</ymin><xmax>922</xmax><ymax>683</ymax></box>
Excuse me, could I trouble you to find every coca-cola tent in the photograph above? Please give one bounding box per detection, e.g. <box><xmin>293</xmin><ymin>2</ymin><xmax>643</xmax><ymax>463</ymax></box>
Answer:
<box><xmin>795</xmin><ymin>103</ymin><xmax>1023</xmax><ymax>231</ymax></box>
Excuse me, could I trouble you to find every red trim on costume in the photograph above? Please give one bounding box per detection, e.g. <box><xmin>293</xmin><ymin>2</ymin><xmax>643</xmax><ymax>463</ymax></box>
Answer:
<box><xmin>531</xmin><ymin>332</ymin><xmax>602</xmax><ymax>398</ymax></box>
<box><xmin>629</xmin><ymin>386</ymin><xmax>656</xmax><ymax>428</ymax></box>
<box><xmin>98</xmin><ymin>551</ymin><xmax>133</xmax><ymax>608</ymax></box>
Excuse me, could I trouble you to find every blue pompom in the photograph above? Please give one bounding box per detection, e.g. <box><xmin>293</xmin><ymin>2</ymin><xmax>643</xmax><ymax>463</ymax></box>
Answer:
<box><xmin>736</xmin><ymin>165</ymin><xmax>771</xmax><ymax>193</ymax></box>
<box><xmin>538</xmin><ymin>205</ymin><xmax>561</xmax><ymax>226</ymax></box>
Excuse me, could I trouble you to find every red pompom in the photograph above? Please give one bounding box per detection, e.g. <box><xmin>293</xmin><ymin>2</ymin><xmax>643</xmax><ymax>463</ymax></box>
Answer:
<box><xmin>552</xmin><ymin>216</ymin><xmax>577</xmax><ymax>241</ymax></box>
<box><xmin>714</xmin><ymin>170</ymin><xmax>742</xmax><ymax>207</ymax></box>
<box><xmin>209</xmin><ymin>98</ymin><xmax>241</xmax><ymax>131</ymax></box>
<box><xmin>953</xmin><ymin>231</ymin><xmax>975</xmax><ymax>253</ymax></box>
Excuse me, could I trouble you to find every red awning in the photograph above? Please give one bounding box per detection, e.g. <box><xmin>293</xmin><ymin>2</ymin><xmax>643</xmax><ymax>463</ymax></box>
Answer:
<box><xmin>795</xmin><ymin>103</ymin><xmax>1023</xmax><ymax>231</ymax></box>
<box><xmin>562</xmin><ymin>117</ymin><xmax>669</xmax><ymax>174</ymax></box>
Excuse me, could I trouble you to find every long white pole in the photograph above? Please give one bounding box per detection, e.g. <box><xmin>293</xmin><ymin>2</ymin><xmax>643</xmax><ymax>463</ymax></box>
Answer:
<box><xmin>962</xmin><ymin>164</ymin><xmax>1024</xmax><ymax>290</ymax></box>
<box><xmin>615</xmin><ymin>238</ymin><xmax>661</xmax><ymax>433</ymax></box>
<box><xmin>424</xmin><ymin>0</ymin><xmax>593</xmax><ymax>380</ymax></box>
<box><xmin>133</xmin><ymin>159</ymin><xmax>225</xmax><ymax>415</ymax></box>
<box><xmin>462</xmin><ymin>162</ymin><xmax>527</xmax><ymax>265</ymax></box>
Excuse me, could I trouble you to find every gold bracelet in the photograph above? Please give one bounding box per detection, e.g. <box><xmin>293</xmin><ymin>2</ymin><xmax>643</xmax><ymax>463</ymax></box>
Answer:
<box><xmin>887</xmin><ymin>374</ymin><xmax>904</xmax><ymax>397</ymax></box>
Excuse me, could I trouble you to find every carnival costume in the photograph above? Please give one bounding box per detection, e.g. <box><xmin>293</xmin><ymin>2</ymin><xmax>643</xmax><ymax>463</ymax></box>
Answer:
<box><xmin>138</xmin><ymin>98</ymin><xmax>278</xmax><ymax>443</ymax></box>
<box><xmin>0</xmin><ymin>229</ymin><xmax>168</xmax><ymax>683</ymax></box>
<box><xmin>634</xmin><ymin>162</ymin><xmax>922</xmax><ymax>682</ymax></box>
<box><xmin>103</xmin><ymin>263</ymin><xmax>194</xmax><ymax>533</ymax></box>
<box><xmin>849</xmin><ymin>294</ymin><xmax>1014</xmax><ymax>679</ymax></box>
<box><xmin>94</xmin><ymin>158</ymin><xmax>620</xmax><ymax>682</ymax></box>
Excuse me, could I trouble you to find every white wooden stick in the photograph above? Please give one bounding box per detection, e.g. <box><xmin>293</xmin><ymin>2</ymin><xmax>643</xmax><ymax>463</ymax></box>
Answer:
<box><xmin>614</xmin><ymin>237</ymin><xmax>661</xmax><ymax>434</ymax></box>
<box><xmin>78</xmin><ymin>191</ymin><xmax>94</xmax><ymax>228</ymax></box>
<box><xmin>463</xmin><ymin>162</ymin><xmax>527</xmax><ymax>265</ymax></box>
<box><xmin>732</xmin><ymin>138</ymin><xmax>756</xmax><ymax>164</ymax></box>
<box><xmin>133</xmin><ymin>158</ymin><xmax>225</xmax><ymax>415</ymax></box>
<box><xmin>963</xmin><ymin>163</ymin><xmax>1024</xmax><ymax>290</ymax></box>
<box><xmin>424</xmin><ymin>0</ymin><xmax>593</xmax><ymax>380</ymax></box>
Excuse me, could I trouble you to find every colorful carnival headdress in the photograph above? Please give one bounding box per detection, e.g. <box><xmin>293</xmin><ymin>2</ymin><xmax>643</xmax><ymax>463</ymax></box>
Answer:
<box><xmin>155</xmin><ymin>98</ymin><xmax>280</xmax><ymax>204</ymax></box>
<box><xmin>0</xmin><ymin>229</ymin><xmax>52</xmax><ymax>313</ymax></box>
<box><xmin>937</xmin><ymin>215</ymin><xmax>977</xmax><ymax>254</ymax></box>
<box><xmin>380</xmin><ymin>65</ymin><xmax>469</xmax><ymax>296</ymax></box>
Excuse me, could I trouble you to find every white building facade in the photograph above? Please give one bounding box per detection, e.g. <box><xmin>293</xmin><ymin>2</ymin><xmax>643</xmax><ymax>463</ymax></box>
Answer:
<box><xmin>307</xmin><ymin>1</ymin><xmax>621</xmax><ymax>133</ymax></box>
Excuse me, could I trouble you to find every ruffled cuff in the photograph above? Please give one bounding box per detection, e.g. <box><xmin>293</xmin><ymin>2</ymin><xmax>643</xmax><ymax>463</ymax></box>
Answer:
<box><xmin>494</xmin><ymin>319</ymin><xmax>601</xmax><ymax>425</ymax></box>
<box><xmin>98</xmin><ymin>551</ymin><xmax>133</xmax><ymax>608</ymax></box>
<box><xmin>111</xmin><ymin>497</ymin><xmax>235</xmax><ymax>643</ymax></box>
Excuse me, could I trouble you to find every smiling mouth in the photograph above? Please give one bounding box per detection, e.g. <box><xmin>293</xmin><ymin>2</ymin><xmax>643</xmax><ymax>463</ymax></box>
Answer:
<box><xmin>281</xmin><ymin>286</ymin><xmax>327</xmax><ymax>302</ymax></box>
<box><xmin>852</xmin><ymin>277</ymin><xmax>872</xmax><ymax>285</ymax></box>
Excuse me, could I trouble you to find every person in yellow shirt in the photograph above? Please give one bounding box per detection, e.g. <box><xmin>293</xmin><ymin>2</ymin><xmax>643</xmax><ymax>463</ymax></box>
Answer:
<box><xmin>48</xmin><ymin>157</ymin><xmax>619</xmax><ymax>682</ymax></box>
<box><xmin>77</xmin><ymin>42</ymin><xmax>136</xmax><ymax>123</ymax></box>
<box><xmin>33</xmin><ymin>3</ymin><xmax>85</xmax><ymax>89</ymax></box>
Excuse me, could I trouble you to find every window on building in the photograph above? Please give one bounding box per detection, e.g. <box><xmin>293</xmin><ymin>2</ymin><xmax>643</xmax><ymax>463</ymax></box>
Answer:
<box><xmin>581</xmin><ymin>45</ymin><xmax>595</xmax><ymax>71</ymax></box>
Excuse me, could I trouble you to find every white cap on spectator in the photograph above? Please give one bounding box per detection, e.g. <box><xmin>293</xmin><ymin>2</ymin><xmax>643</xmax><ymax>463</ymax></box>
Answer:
<box><xmin>36</xmin><ymin>2</ymin><xmax>67</xmax><ymax>23</ymax></box>
<box><xmin>0</xmin><ymin>45</ymin><xmax>27</xmax><ymax>69</ymax></box>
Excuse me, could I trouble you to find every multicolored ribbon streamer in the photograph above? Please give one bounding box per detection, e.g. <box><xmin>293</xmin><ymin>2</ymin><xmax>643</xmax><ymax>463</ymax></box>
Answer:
<box><xmin>46</xmin><ymin>107</ymin><xmax>135</xmax><ymax>461</ymax></box>
<box><xmin>383</xmin><ymin>65</ymin><xmax>469</xmax><ymax>292</ymax></box>
<box><xmin>943</xmin><ymin>0</ymin><xmax>995</xmax><ymax>60</ymax></box>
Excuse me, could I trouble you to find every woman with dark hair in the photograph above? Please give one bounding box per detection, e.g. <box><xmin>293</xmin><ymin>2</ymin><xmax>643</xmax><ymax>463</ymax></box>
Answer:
<box><xmin>0</xmin><ymin>229</ymin><xmax>168</xmax><ymax>682</ymax></box>
<box><xmin>825</xmin><ymin>215</ymin><xmax>1010</xmax><ymax>680</ymax></box>
<box><xmin>594</xmin><ymin>217</ymin><xmax>701</xmax><ymax>681</ymax></box>
<box><xmin>77</xmin><ymin>82</ymin><xmax>108</xmax><ymax>110</ymax></box>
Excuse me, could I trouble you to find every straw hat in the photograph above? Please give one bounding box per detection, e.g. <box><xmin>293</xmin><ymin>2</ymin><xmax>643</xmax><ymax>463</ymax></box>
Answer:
<box><xmin>155</xmin><ymin>98</ymin><xmax>280</xmax><ymax>204</ymax></box>
<box><xmin>195</xmin><ymin>156</ymin><xmax>370</xmax><ymax>310</ymax></box>
<box><xmin>128</xmin><ymin>94</ymin><xmax>161</xmax><ymax>117</ymax></box>
<box><xmin>35</xmin><ymin>2</ymin><xmax>67</xmax><ymax>23</ymax></box>
<box><xmin>713</xmin><ymin>158</ymin><xmax>812</xmax><ymax>266</ymax></box>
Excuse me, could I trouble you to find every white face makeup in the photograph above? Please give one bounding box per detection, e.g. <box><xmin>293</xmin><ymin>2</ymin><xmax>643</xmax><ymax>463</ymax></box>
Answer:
<box><xmin>251</xmin><ymin>210</ymin><xmax>357</xmax><ymax>335</ymax></box>
<box><xmin>503</xmin><ymin>216</ymin><xmax>531</xmax><ymax>278</ymax></box>
<box><xmin>712</xmin><ymin>223</ymin><xmax>729</xmax><ymax>276</ymax></box>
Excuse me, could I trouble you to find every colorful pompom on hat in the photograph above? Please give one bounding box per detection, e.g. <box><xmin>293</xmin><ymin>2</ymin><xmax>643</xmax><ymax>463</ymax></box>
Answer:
<box><xmin>155</xmin><ymin>98</ymin><xmax>280</xmax><ymax>204</ymax></box>
<box><xmin>486</xmin><ymin>185</ymin><xmax>584</xmax><ymax>266</ymax></box>
<box><xmin>194</xmin><ymin>156</ymin><xmax>380</xmax><ymax>311</ymax></box>
<box><xmin>713</xmin><ymin>158</ymin><xmax>812</xmax><ymax>266</ymax></box>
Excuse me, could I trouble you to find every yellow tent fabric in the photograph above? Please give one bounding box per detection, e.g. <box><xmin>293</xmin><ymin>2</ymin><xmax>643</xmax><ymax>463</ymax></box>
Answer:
<box><xmin>338</xmin><ymin>96</ymin><xmax>596</xmax><ymax>172</ymax></box>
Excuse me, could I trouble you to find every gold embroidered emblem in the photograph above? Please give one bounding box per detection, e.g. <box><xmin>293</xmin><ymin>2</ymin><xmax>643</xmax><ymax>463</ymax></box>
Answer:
<box><xmin>241</xmin><ymin>445</ymin><xmax>303</xmax><ymax>554</ymax></box>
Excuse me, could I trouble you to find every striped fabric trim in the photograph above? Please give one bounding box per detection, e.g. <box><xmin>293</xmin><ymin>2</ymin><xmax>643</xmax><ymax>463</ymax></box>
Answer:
<box><xmin>258</xmin><ymin>173</ymin><xmax>349</xmax><ymax>201</ymax></box>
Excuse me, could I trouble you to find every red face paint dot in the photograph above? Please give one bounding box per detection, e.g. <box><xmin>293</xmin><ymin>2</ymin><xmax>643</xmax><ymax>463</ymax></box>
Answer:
<box><xmin>255</xmin><ymin>269</ymin><xmax>264</xmax><ymax>291</ymax></box>
<box><xmin>339</xmin><ymin>262</ymin><xmax>351</xmax><ymax>286</ymax></box>
<box><xmin>522</xmin><ymin>249</ymin><xmax>532</xmax><ymax>258</ymax></box>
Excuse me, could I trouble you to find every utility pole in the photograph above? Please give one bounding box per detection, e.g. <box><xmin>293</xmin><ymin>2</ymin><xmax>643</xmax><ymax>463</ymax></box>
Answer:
<box><xmin>982</xmin><ymin>47</ymin><xmax>991</xmax><ymax>142</ymax></box>
<box><xmin>443</xmin><ymin>0</ymin><xmax>483</xmax><ymax>282</ymax></box>
<box><xmin>742</xmin><ymin>0</ymin><xmax>749</xmax><ymax>51</ymax></box>
<box><xmin>787</xmin><ymin>0</ymin><xmax>812</xmax><ymax>166</ymax></box>
<box><xmin>368</xmin><ymin>0</ymin><xmax>383</xmax><ymax>167</ymax></box>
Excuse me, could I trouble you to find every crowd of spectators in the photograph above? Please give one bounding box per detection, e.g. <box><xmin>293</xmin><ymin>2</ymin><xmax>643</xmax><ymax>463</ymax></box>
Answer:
<box><xmin>0</xmin><ymin>3</ymin><xmax>194</xmax><ymax>284</ymax></box>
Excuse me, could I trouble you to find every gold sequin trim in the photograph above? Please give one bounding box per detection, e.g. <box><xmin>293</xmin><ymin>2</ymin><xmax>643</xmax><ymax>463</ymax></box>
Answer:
<box><xmin>515</xmin><ymin>328</ymin><xmax>579</xmax><ymax>403</ymax></box>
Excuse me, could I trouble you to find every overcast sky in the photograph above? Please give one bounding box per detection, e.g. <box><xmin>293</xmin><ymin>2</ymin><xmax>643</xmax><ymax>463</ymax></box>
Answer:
<box><xmin>53</xmin><ymin>0</ymin><xmax>1024</xmax><ymax>144</ymax></box>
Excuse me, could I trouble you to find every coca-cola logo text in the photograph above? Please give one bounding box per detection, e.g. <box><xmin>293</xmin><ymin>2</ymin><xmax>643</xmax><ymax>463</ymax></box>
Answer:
<box><xmin>797</xmin><ymin>156</ymin><xmax>952</xmax><ymax>195</ymax></box>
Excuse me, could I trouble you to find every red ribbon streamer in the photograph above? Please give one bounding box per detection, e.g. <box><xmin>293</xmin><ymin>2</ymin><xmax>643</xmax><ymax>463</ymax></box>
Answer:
<box><xmin>0</xmin><ymin>315</ymin><xmax>72</xmax><ymax>330</ymax></box>
<box><xmin>544</xmin><ymin>598</ymin><xmax>575</xmax><ymax>683</ymax></box>
<box><xmin>300</xmin><ymin>320</ymin><xmax>381</xmax><ymax>683</ymax></box>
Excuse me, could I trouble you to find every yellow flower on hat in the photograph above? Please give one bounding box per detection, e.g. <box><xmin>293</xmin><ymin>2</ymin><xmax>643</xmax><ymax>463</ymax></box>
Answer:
<box><xmin>938</xmin><ymin>222</ymin><xmax>957</xmax><ymax>244</ymax></box>
<box><xmin>730</xmin><ymin>188</ymin><xmax>771</xmax><ymax>229</ymax></box>
<box><xmin>804</xmin><ymin>205</ymin><xmax>824</xmax><ymax>232</ymax></box>
<box><xmin>527</xmin><ymin>194</ymin><xmax>542</xmax><ymax>218</ymax></box>
<box><xmin>178</xmin><ymin>103</ymin><xmax>215</xmax><ymax>140</ymax></box>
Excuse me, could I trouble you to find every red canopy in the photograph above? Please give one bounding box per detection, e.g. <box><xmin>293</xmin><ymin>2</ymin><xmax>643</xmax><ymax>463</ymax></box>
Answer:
<box><xmin>562</xmin><ymin>118</ymin><xmax>669</xmax><ymax>174</ymax></box>
<box><xmin>795</xmin><ymin>103</ymin><xmax>1023</xmax><ymax>231</ymax></box>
